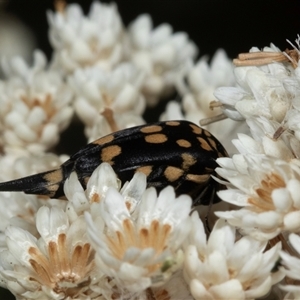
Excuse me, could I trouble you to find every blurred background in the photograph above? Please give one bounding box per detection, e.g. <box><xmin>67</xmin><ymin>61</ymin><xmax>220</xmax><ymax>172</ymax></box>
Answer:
<box><xmin>0</xmin><ymin>0</ymin><xmax>299</xmax><ymax>298</ymax></box>
<box><xmin>1</xmin><ymin>0</ymin><xmax>300</xmax><ymax>62</ymax></box>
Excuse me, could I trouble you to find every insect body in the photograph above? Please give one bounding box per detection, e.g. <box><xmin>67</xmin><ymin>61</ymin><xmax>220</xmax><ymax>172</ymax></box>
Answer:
<box><xmin>0</xmin><ymin>121</ymin><xmax>228</xmax><ymax>205</ymax></box>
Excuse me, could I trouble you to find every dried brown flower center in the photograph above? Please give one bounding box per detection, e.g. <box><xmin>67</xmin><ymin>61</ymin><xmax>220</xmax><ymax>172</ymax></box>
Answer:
<box><xmin>106</xmin><ymin>218</ymin><xmax>172</xmax><ymax>273</ymax></box>
<box><xmin>21</xmin><ymin>94</ymin><xmax>57</xmax><ymax>120</ymax></box>
<box><xmin>248</xmin><ymin>172</ymin><xmax>286</xmax><ymax>211</ymax></box>
<box><xmin>28</xmin><ymin>233</ymin><xmax>95</xmax><ymax>297</ymax></box>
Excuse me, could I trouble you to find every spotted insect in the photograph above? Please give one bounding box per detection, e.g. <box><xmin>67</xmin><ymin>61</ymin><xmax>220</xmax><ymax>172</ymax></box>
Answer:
<box><xmin>0</xmin><ymin>120</ymin><xmax>228</xmax><ymax>206</ymax></box>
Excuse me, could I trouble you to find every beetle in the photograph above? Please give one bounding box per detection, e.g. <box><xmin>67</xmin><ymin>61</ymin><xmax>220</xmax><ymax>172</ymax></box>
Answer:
<box><xmin>0</xmin><ymin>120</ymin><xmax>228</xmax><ymax>206</ymax></box>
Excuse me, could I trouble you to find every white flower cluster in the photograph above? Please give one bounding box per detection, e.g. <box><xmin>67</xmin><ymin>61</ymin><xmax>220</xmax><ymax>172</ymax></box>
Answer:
<box><xmin>1</xmin><ymin>0</ymin><xmax>300</xmax><ymax>299</ymax></box>
<box><xmin>0</xmin><ymin>0</ymin><xmax>199</xmax><ymax>154</ymax></box>
<box><xmin>211</xmin><ymin>37</ymin><xmax>300</xmax><ymax>298</ymax></box>
<box><xmin>0</xmin><ymin>50</ymin><xmax>74</xmax><ymax>155</ymax></box>
<box><xmin>0</xmin><ymin>163</ymin><xmax>284</xmax><ymax>299</ymax></box>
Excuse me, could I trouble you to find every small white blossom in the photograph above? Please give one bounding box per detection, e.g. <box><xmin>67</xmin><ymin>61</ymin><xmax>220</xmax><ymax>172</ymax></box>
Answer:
<box><xmin>234</xmin><ymin>117</ymin><xmax>300</xmax><ymax>160</ymax></box>
<box><xmin>47</xmin><ymin>1</ymin><xmax>125</xmax><ymax>75</ymax></box>
<box><xmin>68</xmin><ymin>63</ymin><xmax>146</xmax><ymax>138</ymax></box>
<box><xmin>212</xmin><ymin>41</ymin><xmax>300</xmax><ymax>159</ymax></box>
<box><xmin>214</xmin><ymin>44</ymin><xmax>294</xmax><ymax>120</ymax></box>
<box><xmin>215</xmin><ymin>154</ymin><xmax>300</xmax><ymax>240</ymax></box>
<box><xmin>213</xmin><ymin>43</ymin><xmax>300</xmax><ymax>153</ymax></box>
<box><xmin>0</xmin><ymin>50</ymin><xmax>74</xmax><ymax>154</ymax></box>
<box><xmin>64</xmin><ymin>162</ymin><xmax>147</xmax><ymax>220</ymax></box>
<box><xmin>0</xmin><ymin>206</ymin><xmax>103</xmax><ymax>299</ymax></box>
<box><xmin>126</xmin><ymin>14</ymin><xmax>197</xmax><ymax>106</ymax></box>
<box><xmin>86</xmin><ymin>184</ymin><xmax>192</xmax><ymax>293</ymax></box>
<box><xmin>177</xmin><ymin>49</ymin><xmax>235</xmax><ymax>101</ymax></box>
<box><xmin>184</xmin><ymin>214</ymin><xmax>284</xmax><ymax>300</ymax></box>
<box><xmin>180</xmin><ymin>49</ymin><xmax>236</xmax><ymax>125</ymax></box>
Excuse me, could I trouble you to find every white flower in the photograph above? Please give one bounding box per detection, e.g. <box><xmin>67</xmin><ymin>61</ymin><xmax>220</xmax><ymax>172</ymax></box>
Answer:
<box><xmin>68</xmin><ymin>63</ymin><xmax>146</xmax><ymax>137</ymax></box>
<box><xmin>235</xmin><ymin>67</ymin><xmax>290</xmax><ymax>122</ymax></box>
<box><xmin>211</xmin><ymin>43</ymin><xmax>300</xmax><ymax>156</ymax></box>
<box><xmin>177</xmin><ymin>49</ymin><xmax>235</xmax><ymax>99</ymax></box>
<box><xmin>212</xmin><ymin>42</ymin><xmax>300</xmax><ymax>159</ymax></box>
<box><xmin>184</xmin><ymin>214</ymin><xmax>284</xmax><ymax>300</ymax></box>
<box><xmin>233</xmin><ymin>117</ymin><xmax>299</xmax><ymax>160</ymax></box>
<box><xmin>85</xmin><ymin>185</ymin><xmax>192</xmax><ymax>293</ymax></box>
<box><xmin>126</xmin><ymin>14</ymin><xmax>197</xmax><ymax>105</ymax></box>
<box><xmin>47</xmin><ymin>1</ymin><xmax>125</xmax><ymax>74</ymax></box>
<box><xmin>180</xmin><ymin>49</ymin><xmax>235</xmax><ymax>124</ymax></box>
<box><xmin>214</xmin><ymin>44</ymin><xmax>291</xmax><ymax>118</ymax></box>
<box><xmin>64</xmin><ymin>162</ymin><xmax>147</xmax><ymax>221</ymax></box>
<box><xmin>280</xmin><ymin>233</ymin><xmax>300</xmax><ymax>299</ymax></box>
<box><xmin>214</xmin><ymin>43</ymin><xmax>300</xmax><ymax>136</ymax></box>
<box><xmin>0</xmin><ymin>206</ymin><xmax>103</xmax><ymax>299</ymax></box>
<box><xmin>214</xmin><ymin>37</ymin><xmax>300</xmax><ymax>159</ymax></box>
<box><xmin>215</xmin><ymin>154</ymin><xmax>300</xmax><ymax>240</ymax></box>
<box><xmin>0</xmin><ymin>50</ymin><xmax>74</xmax><ymax>154</ymax></box>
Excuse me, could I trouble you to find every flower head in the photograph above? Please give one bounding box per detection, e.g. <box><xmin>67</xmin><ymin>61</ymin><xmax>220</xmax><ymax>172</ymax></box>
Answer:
<box><xmin>0</xmin><ymin>50</ymin><xmax>74</xmax><ymax>154</ymax></box>
<box><xmin>213</xmin><ymin>41</ymin><xmax>300</xmax><ymax>155</ymax></box>
<box><xmin>184</xmin><ymin>214</ymin><xmax>283</xmax><ymax>299</ymax></box>
<box><xmin>64</xmin><ymin>162</ymin><xmax>147</xmax><ymax>219</ymax></box>
<box><xmin>0</xmin><ymin>206</ymin><xmax>102</xmax><ymax>299</ymax></box>
<box><xmin>68</xmin><ymin>63</ymin><xmax>145</xmax><ymax>138</ymax></box>
<box><xmin>126</xmin><ymin>14</ymin><xmax>197</xmax><ymax>105</ymax></box>
<box><xmin>86</xmin><ymin>185</ymin><xmax>192</xmax><ymax>293</ymax></box>
<box><xmin>214</xmin><ymin>44</ymin><xmax>294</xmax><ymax>121</ymax></box>
<box><xmin>47</xmin><ymin>1</ymin><xmax>125</xmax><ymax>74</ymax></box>
<box><xmin>233</xmin><ymin>117</ymin><xmax>299</xmax><ymax>160</ymax></box>
<box><xmin>215</xmin><ymin>154</ymin><xmax>300</xmax><ymax>240</ymax></box>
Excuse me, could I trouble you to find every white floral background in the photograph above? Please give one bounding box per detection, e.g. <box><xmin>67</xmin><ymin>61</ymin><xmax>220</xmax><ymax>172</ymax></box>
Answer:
<box><xmin>0</xmin><ymin>0</ymin><xmax>299</xmax><ymax>299</ymax></box>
